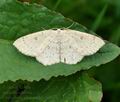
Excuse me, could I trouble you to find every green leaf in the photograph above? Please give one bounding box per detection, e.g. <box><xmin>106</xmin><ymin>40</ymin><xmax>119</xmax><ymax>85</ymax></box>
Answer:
<box><xmin>0</xmin><ymin>0</ymin><xmax>89</xmax><ymax>40</ymax></box>
<box><xmin>0</xmin><ymin>0</ymin><xmax>119</xmax><ymax>83</ymax></box>
<box><xmin>0</xmin><ymin>73</ymin><xmax>102</xmax><ymax>102</ymax></box>
<box><xmin>0</xmin><ymin>39</ymin><xmax>119</xmax><ymax>83</ymax></box>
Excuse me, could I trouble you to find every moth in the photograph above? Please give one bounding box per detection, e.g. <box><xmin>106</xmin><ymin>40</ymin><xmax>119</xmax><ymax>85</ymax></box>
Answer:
<box><xmin>13</xmin><ymin>29</ymin><xmax>105</xmax><ymax>66</ymax></box>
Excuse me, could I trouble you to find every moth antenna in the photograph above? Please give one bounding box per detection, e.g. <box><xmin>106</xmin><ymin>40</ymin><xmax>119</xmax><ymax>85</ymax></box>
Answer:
<box><xmin>41</xmin><ymin>27</ymin><xmax>46</xmax><ymax>30</ymax></box>
<box><xmin>51</xmin><ymin>23</ymin><xmax>75</xmax><ymax>30</ymax></box>
<box><xmin>66</xmin><ymin>22</ymin><xmax>75</xmax><ymax>29</ymax></box>
<box><xmin>51</xmin><ymin>27</ymin><xmax>59</xmax><ymax>30</ymax></box>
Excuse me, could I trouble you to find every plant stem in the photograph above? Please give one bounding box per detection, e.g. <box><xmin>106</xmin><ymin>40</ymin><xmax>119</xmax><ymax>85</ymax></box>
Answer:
<box><xmin>91</xmin><ymin>4</ymin><xmax>108</xmax><ymax>32</ymax></box>
<box><xmin>53</xmin><ymin>0</ymin><xmax>62</xmax><ymax>11</ymax></box>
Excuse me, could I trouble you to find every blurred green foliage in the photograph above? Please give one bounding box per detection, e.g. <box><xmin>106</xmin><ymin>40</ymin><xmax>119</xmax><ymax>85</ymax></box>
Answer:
<box><xmin>18</xmin><ymin>0</ymin><xmax>120</xmax><ymax>102</ymax></box>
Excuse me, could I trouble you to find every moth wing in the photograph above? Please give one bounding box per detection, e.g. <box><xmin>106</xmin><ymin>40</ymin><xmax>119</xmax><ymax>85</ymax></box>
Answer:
<box><xmin>13</xmin><ymin>29</ymin><xmax>105</xmax><ymax>65</ymax></box>
<box><xmin>13</xmin><ymin>30</ymin><xmax>57</xmax><ymax>57</ymax></box>
<box><xmin>60</xmin><ymin>30</ymin><xmax>105</xmax><ymax>64</ymax></box>
<box><xmin>36</xmin><ymin>38</ymin><xmax>60</xmax><ymax>66</ymax></box>
<box><xmin>68</xmin><ymin>30</ymin><xmax>105</xmax><ymax>55</ymax></box>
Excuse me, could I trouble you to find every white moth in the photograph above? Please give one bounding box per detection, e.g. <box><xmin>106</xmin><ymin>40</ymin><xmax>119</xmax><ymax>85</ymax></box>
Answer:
<box><xmin>13</xmin><ymin>29</ymin><xmax>105</xmax><ymax>66</ymax></box>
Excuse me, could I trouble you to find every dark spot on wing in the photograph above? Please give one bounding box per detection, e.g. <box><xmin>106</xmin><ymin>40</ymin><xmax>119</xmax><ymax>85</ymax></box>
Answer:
<box><xmin>22</xmin><ymin>37</ymin><xmax>25</xmax><ymax>44</ymax></box>
<box><xmin>69</xmin><ymin>45</ymin><xmax>72</xmax><ymax>48</ymax></box>
<box><xmin>34</xmin><ymin>37</ymin><xmax>38</xmax><ymax>40</ymax></box>
<box><xmin>64</xmin><ymin>58</ymin><xmax>66</xmax><ymax>63</ymax></box>
<box><xmin>80</xmin><ymin>36</ymin><xmax>83</xmax><ymax>40</ymax></box>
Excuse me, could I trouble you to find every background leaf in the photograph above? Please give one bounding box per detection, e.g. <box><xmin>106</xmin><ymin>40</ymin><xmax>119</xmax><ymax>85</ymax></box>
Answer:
<box><xmin>0</xmin><ymin>0</ymin><xmax>119</xmax><ymax>83</ymax></box>
<box><xmin>0</xmin><ymin>73</ymin><xmax>102</xmax><ymax>102</ymax></box>
<box><xmin>0</xmin><ymin>0</ymin><xmax>89</xmax><ymax>40</ymax></box>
